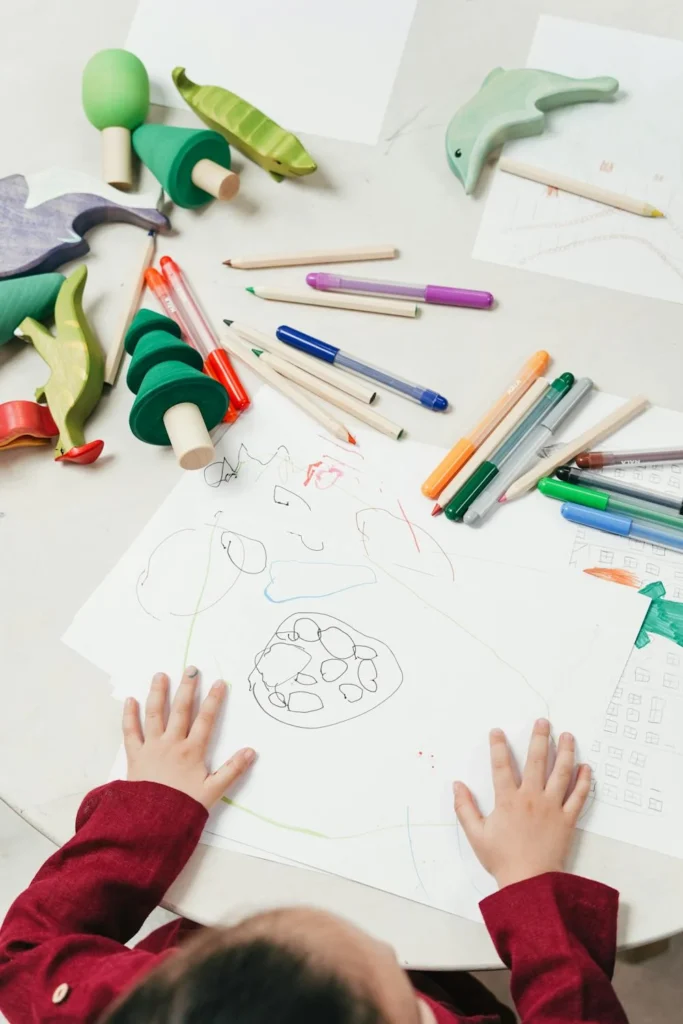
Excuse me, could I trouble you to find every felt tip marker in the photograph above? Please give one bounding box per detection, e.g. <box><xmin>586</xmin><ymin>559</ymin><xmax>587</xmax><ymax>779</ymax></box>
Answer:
<box><xmin>539</xmin><ymin>478</ymin><xmax>683</xmax><ymax>532</ymax></box>
<box><xmin>274</xmin><ymin>325</ymin><xmax>449</xmax><ymax>410</ymax></box>
<box><xmin>560</xmin><ymin>503</ymin><xmax>683</xmax><ymax>553</ymax></box>
<box><xmin>576</xmin><ymin>446</ymin><xmax>683</xmax><ymax>468</ymax></box>
<box><xmin>555</xmin><ymin>465</ymin><xmax>683</xmax><ymax>513</ymax></box>
<box><xmin>305</xmin><ymin>272</ymin><xmax>494</xmax><ymax>309</ymax></box>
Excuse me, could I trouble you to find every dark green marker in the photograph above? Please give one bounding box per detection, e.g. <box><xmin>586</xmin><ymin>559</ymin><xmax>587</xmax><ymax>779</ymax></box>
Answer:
<box><xmin>444</xmin><ymin>372</ymin><xmax>574</xmax><ymax>521</ymax></box>
<box><xmin>538</xmin><ymin>477</ymin><xmax>683</xmax><ymax>532</ymax></box>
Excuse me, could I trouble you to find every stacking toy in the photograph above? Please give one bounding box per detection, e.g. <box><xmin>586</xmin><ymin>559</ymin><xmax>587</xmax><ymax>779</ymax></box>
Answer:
<box><xmin>82</xmin><ymin>49</ymin><xmax>150</xmax><ymax>190</ymax></box>
<box><xmin>125</xmin><ymin>308</ymin><xmax>228</xmax><ymax>470</ymax></box>
<box><xmin>0</xmin><ymin>273</ymin><xmax>64</xmax><ymax>345</ymax></box>
<box><xmin>132</xmin><ymin>125</ymin><xmax>240</xmax><ymax>207</ymax></box>
<box><xmin>16</xmin><ymin>266</ymin><xmax>105</xmax><ymax>464</ymax></box>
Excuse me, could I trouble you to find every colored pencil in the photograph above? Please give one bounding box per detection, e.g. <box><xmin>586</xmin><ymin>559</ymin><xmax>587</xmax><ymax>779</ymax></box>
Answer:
<box><xmin>254</xmin><ymin>349</ymin><xmax>404</xmax><ymax>440</ymax></box>
<box><xmin>224</xmin><ymin>245</ymin><xmax>398</xmax><ymax>269</ymax></box>
<box><xmin>224</xmin><ymin>320</ymin><xmax>376</xmax><ymax>404</ymax></box>
<box><xmin>104</xmin><ymin>230</ymin><xmax>156</xmax><ymax>385</ymax></box>
<box><xmin>245</xmin><ymin>286</ymin><xmax>417</xmax><ymax>318</ymax></box>
<box><xmin>221</xmin><ymin>329</ymin><xmax>356</xmax><ymax>445</ymax></box>
<box><xmin>503</xmin><ymin>395</ymin><xmax>650</xmax><ymax>501</ymax></box>
<box><xmin>498</xmin><ymin>158</ymin><xmax>665</xmax><ymax>218</ymax></box>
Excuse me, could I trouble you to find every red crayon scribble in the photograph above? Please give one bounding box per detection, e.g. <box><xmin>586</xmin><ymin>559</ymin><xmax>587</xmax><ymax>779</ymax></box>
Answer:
<box><xmin>397</xmin><ymin>499</ymin><xmax>421</xmax><ymax>553</ymax></box>
<box><xmin>304</xmin><ymin>458</ymin><xmax>344</xmax><ymax>489</ymax></box>
<box><xmin>304</xmin><ymin>461</ymin><xmax>322</xmax><ymax>486</ymax></box>
<box><xmin>546</xmin><ymin>185</ymin><xmax>559</xmax><ymax>197</ymax></box>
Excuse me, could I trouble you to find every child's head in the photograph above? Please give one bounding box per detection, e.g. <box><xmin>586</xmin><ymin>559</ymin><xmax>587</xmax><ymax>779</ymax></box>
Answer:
<box><xmin>103</xmin><ymin>907</ymin><xmax>433</xmax><ymax>1023</ymax></box>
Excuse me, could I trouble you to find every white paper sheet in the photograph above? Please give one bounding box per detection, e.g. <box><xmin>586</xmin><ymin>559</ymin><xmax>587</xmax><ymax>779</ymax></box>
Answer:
<box><xmin>473</xmin><ymin>17</ymin><xmax>683</xmax><ymax>303</ymax></box>
<box><xmin>64</xmin><ymin>388</ymin><xmax>647</xmax><ymax>921</ymax></box>
<box><xmin>125</xmin><ymin>0</ymin><xmax>418</xmax><ymax>145</ymax></box>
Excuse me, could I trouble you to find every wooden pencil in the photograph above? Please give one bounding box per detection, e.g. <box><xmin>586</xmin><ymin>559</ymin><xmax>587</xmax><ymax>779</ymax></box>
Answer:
<box><xmin>104</xmin><ymin>231</ymin><xmax>156</xmax><ymax>385</ymax></box>
<box><xmin>498</xmin><ymin>158</ymin><xmax>665</xmax><ymax>218</ymax></box>
<box><xmin>245</xmin><ymin>285</ymin><xmax>417</xmax><ymax>318</ymax></box>
<box><xmin>226</xmin><ymin>320</ymin><xmax>376</xmax><ymax>404</ymax></box>
<box><xmin>431</xmin><ymin>379</ymin><xmax>547</xmax><ymax>514</ymax></box>
<box><xmin>503</xmin><ymin>394</ymin><xmax>650</xmax><ymax>501</ymax></box>
<box><xmin>224</xmin><ymin>245</ymin><xmax>398</xmax><ymax>269</ymax></box>
<box><xmin>257</xmin><ymin>350</ymin><xmax>404</xmax><ymax>440</ymax></box>
<box><xmin>221</xmin><ymin>328</ymin><xmax>356</xmax><ymax>444</ymax></box>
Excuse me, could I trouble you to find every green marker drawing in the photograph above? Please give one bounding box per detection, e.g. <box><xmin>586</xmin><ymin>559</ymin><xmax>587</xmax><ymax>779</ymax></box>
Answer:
<box><xmin>636</xmin><ymin>582</ymin><xmax>683</xmax><ymax>649</ymax></box>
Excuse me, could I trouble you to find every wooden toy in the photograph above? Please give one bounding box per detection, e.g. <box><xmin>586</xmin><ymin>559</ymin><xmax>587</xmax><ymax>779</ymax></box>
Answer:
<box><xmin>0</xmin><ymin>401</ymin><xmax>58</xmax><ymax>451</ymax></box>
<box><xmin>125</xmin><ymin>308</ymin><xmax>228</xmax><ymax>470</ymax></box>
<box><xmin>445</xmin><ymin>68</ymin><xmax>619</xmax><ymax>194</ymax></box>
<box><xmin>0</xmin><ymin>168</ymin><xmax>169</xmax><ymax>279</ymax></box>
<box><xmin>172</xmin><ymin>68</ymin><xmax>317</xmax><ymax>182</ymax></box>
<box><xmin>16</xmin><ymin>266</ymin><xmax>105</xmax><ymax>465</ymax></box>
<box><xmin>82</xmin><ymin>49</ymin><xmax>150</xmax><ymax>190</ymax></box>
<box><xmin>132</xmin><ymin>125</ymin><xmax>240</xmax><ymax>207</ymax></box>
<box><xmin>0</xmin><ymin>273</ymin><xmax>64</xmax><ymax>345</ymax></box>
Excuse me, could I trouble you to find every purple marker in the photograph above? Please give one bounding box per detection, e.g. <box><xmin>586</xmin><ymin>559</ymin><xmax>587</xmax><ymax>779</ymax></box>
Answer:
<box><xmin>306</xmin><ymin>271</ymin><xmax>493</xmax><ymax>310</ymax></box>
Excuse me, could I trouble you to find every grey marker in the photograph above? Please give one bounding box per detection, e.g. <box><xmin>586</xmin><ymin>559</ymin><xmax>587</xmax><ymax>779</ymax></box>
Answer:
<box><xmin>555</xmin><ymin>464</ymin><xmax>683</xmax><ymax>514</ymax></box>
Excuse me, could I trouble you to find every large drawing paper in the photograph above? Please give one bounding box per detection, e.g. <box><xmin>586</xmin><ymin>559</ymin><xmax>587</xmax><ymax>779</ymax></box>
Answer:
<box><xmin>64</xmin><ymin>388</ymin><xmax>647</xmax><ymax>921</ymax></box>
<box><xmin>125</xmin><ymin>0</ymin><xmax>418</xmax><ymax>145</ymax></box>
<box><xmin>473</xmin><ymin>17</ymin><xmax>683</xmax><ymax>303</ymax></box>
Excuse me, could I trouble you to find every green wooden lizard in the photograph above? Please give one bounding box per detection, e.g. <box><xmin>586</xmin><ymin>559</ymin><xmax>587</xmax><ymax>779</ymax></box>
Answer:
<box><xmin>17</xmin><ymin>265</ymin><xmax>105</xmax><ymax>464</ymax></box>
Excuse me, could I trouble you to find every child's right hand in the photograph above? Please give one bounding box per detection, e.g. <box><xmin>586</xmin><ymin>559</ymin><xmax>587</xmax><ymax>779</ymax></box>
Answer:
<box><xmin>453</xmin><ymin>718</ymin><xmax>592</xmax><ymax>889</ymax></box>
<box><xmin>123</xmin><ymin>668</ymin><xmax>256</xmax><ymax>810</ymax></box>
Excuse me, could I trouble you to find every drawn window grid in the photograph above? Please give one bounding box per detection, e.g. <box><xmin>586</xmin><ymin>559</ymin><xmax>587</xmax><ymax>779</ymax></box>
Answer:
<box><xmin>626</xmin><ymin>708</ymin><xmax>640</xmax><ymax>722</ymax></box>
<box><xmin>603</xmin><ymin>719</ymin><xmax>618</xmax><ymax>734</ymax></box>
<box><xmin>645</xmin><ymin>731</ymin><xmax>660</xmax><ymax>745</ymax></box>
<box><xmin>624</xmin><ymin>790</ymin><xmax>642</xmax><ymax>807</ymax></box>
<box><xmin>666</xmin><ymin>653</ymin><xmax>680</xmax><ymax>666</ymax></box>
<box><xmin>623</xmin><ymin>725</ymin><xmax>638</xmax><ymax>740</ymax></box>
<box><xmin>629</xmin><ymin>752</ymin><xmax>646</xmax><ymax>767</ymax></box>
<box><xmin>607</xmin><ymin>745</ymin><xmax>623</xmax><ymax>759</ymax></box>
<box><xmin>604</xmin><ymin>764</ymin><xmax>621</xmax><ymax>779</ymax></box>
<box><xmin>628</xmin><ymin>693</ymin><xmax>642</xmax><ymax>705</ymax></box>
<box><xmin>663</xmin><ymin>673</ymin><xmax>680</xmax><ymax>689</ymax></box>
<box><xmin>602</xmin><ymin>784</ymin><xmax>618</xmax><ymax>801</ymax></box>
<box><xmin>648</xmin><ymin>797</ymin><xmax>664</xmax><ymax>812</ymax></box>
<box><xmin>626</xmin><ymin>771</ymin><xmax>642</xmax><ymax>787</ymax></box>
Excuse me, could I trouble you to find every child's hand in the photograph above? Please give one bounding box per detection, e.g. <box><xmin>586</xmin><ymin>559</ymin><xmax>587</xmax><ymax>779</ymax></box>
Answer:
<box><xmin>123</xmin><ymin>669</ymin><xmax>256</xmax><ymax>810</ymax></box>
<box><xmin>453</xmin><ymin>718</ymin><xmax>591</xmax><ymax>890</ymax></box>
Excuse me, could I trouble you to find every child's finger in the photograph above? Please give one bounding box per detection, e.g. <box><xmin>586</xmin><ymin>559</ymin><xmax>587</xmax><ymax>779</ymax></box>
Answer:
<box><xmin>490</xmin><ymin>728</ymin><xmax>517</xmax><ymax>799</ymax></box>
<box><xmin>206</xmin><ymin>747</ymin><xmax>257</xmax><ymax>803</ymax></box>
<box><xmin>453</xmin><ymin>781</ymin><xmax>484</xmax><ymax>840</ymax></box>
<box><xmin>521</xmin><ymin>718</ymin><xmax>550</xmax><ymax>790</ymax></box>
<box><xmin>144</xmin><ymin>673</ymin><xmax>169</xmax><ymax>738</ymax></box>
<box><xmin>188</xmin><ymin>681</ymin><xmax>226</xmax><ymax>752</ymax></box>
<box><xmin>166</xmin><ymin>667</ymin><xmax>200</xmax><ymax>739</ymax></box>
<box><xmin>122</xmin><ymin>697</ymin><xmax>143</xmax><ymax>753</ymax></box>
<box><xmin>546</xmin><ymin>732</ymin><xmax>576</xmax><ymax>801</ymax></box>
<box><xmin>563</xmin><ymin>763</ymin><xmax>592</xmax><ymax>823</ymax></box>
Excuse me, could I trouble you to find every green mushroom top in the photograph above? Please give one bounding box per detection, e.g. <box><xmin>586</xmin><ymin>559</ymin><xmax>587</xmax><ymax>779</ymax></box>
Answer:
<box><xmin>82</xmin><ymin>49</ymin><xmax>150</xmax><ymax>131</ymax></box>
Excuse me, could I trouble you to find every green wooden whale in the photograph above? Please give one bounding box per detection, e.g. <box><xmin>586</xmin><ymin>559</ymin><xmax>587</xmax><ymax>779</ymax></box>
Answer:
<box><xmin>17</xmin><ymin>265</ymin><xmax>105</xmax><ymax>464</ymax></box>
<box><xmin>446</xmin><ymin>68</ymin><xmax>619</xmax><ymax>193</ymax></box>
<box><xmin>172</xmin><ymin>67</ymin><xmax>317</xmax><ymax>182</ymax></box>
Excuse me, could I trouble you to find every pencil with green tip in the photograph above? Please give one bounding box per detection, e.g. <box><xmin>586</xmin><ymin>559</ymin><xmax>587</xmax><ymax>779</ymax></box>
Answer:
<box><xmin>444</xmin><ymin>372</ymin><xmax>574</xmax><ymax>521</ymax></box>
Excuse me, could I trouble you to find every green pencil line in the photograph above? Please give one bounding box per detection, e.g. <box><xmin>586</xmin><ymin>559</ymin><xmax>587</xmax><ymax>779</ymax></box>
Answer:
<box><xmin>182</xmin><ymin>513</ymin><xmax>222</xmax><ymax>672</ymax></box>
<box><xmin>222</xmin><ymin>796</ymin><xmax>457</xmax><ymax>840</ymax></box>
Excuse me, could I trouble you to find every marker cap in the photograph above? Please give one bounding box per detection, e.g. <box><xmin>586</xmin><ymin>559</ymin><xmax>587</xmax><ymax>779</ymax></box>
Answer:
<box><xmin>560</xmin><ymin>502</ymin><xmax>631</xmax><ymax>536</ymax></box>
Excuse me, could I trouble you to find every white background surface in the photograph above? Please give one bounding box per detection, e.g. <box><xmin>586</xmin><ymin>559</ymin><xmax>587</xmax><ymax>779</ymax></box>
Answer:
<box><xmin>3</xmin><ymin>0</ymin><xmax>683</xmax><ymax>969</ymax></box>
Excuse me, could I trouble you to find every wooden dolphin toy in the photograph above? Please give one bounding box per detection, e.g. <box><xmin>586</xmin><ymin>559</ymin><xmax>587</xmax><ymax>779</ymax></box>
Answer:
<box><xmin>446</xmin><ymin>68</ymin><xmax>619</xmax><ymax>193</ymax></box>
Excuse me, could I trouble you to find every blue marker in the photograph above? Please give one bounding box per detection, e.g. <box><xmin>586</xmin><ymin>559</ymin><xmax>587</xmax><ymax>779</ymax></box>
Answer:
<box><xmin>561</xmin><ymin>503</ymin><xmax>683</xmax><ymax>553</ymax></box>
<box><xmin>275</xmin><ymin>325</ymin><xmax>448</xmax><ymax>411</ymax></box>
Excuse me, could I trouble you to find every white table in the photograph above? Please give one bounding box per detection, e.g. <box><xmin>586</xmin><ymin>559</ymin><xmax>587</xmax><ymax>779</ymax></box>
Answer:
<box><xmin>2</xmin><ymin>0</ymin><xmax>683</xmax><ymax>969</ymax></box>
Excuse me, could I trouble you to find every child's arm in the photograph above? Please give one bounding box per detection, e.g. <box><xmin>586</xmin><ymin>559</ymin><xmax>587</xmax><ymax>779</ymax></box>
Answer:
<box><xmin>455</xmin><ymin>719</ymin><xmax>628</xmax><ymax>1024</ymax></box>
<box><xmin>0</xmin><ymin>670</ymin><xmax>255</xmax><ymax>1023</ymax></box>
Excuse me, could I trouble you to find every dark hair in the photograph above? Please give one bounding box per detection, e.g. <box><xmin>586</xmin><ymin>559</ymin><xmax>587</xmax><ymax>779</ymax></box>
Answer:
<box><xmin>102</xmin><ymin>928</ymin><xmax>385</xmax><ymax>1024</ymax></box>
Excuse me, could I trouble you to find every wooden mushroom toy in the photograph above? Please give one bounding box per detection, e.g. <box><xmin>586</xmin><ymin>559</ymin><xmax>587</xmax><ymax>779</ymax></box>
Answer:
<box><xmin>132</xmin><ymin>125</ymin><xmax>239</xmax><ymax>207</ymax></box>
<box><xmin>125</xmin><ymin>309</ymin><xmax>228</xmax><ymax>470</ymax></box>
<box><xmin>82</xmin><ymin>49</ymin><xmax>150</xmax><ymax>191</ymax></box>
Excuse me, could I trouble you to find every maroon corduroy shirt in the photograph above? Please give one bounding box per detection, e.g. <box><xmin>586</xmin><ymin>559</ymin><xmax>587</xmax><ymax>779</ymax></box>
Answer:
<box><xmin>0</xmin><ymin>782</ymin><xmax>628</xmax><ymax>1023</ymax></box>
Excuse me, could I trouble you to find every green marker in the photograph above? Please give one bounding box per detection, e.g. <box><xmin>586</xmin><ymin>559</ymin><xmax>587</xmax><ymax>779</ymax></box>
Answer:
<box><xmin>538</xmin><ymin>478</ymin><xmax>683</xmax><ymax>532</ymax></box>
<box><xmin>444</xmin><ymin>372</ymin><xmax>574</xmax><ymax>521</ymax></box>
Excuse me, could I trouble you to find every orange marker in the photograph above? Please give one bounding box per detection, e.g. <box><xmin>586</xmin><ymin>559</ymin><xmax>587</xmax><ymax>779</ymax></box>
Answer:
<box><xmin>421</xmin><ymin>350</ymin><xmax>550</xmax><ymax>499</ymax></box>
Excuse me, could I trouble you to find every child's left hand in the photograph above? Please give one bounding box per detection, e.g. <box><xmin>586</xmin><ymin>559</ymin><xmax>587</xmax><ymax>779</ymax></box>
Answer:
<box><xmin>123</xmin><ymin>668</ymin><xmax>256</xmax><ymax>810</ymax></box>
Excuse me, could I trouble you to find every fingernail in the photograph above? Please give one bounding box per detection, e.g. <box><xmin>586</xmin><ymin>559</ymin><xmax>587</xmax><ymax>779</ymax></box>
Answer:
<box><xmin>490</xmin><ymin>727</ymin><xmax>504</xmax><ymax>739</ymax></box>
<box><xmin>153</xmin><ymin>672</ymin><xmax>167</xmax><ymax>684</ymax></box>
<box><xmin>536</xmin><ymin>717</ymin><xmax>550</xmax><ymax>730</ymax></box>
<box><xmin>212</xmin><ymin>680</ymin><xmax>226</xmax><ymax>691</ymax></box>
<box><xmin>560</xmin><ymin>731</ymin><xmax>574</xmax><ymax>744</ymax></box>
<box><xmin>125</xmin><ymin>697</ymin><xmax>135</xmax><ymax>708</ymax></box>
<box><xmin>186</xmin><ymin>666</ymin><xmax>199</xmax><ymax>678</ymax></box>
<box><xmin>243</xmin><ymin>747</ymin><xmax>256</xmax><ymax>765</ymax></box>
<box><xmin>452</xmin><ymin>781</ymin><xmax>461</xmax><ymax>795</ymax></box>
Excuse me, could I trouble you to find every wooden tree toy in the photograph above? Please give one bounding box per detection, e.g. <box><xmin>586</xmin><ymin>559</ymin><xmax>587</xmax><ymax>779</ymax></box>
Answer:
<box><xmin>16</xmin><ymin>266</ymin><xmax>105</xmax><ymax>465</ymax></box>
<box><xmin>132</xmin><ymin>125</ymin><xmax>240</xmax><ymax>207</ymax></box>
<box><xmin>125</xmin><ymin>308</ymin><xmax>228</xmax><ymax>470</ymax></box>
<box><xmin>82</xmin><ymin>49</ymin><xmax>150</xmax><ymax>190</ymax></box>
<box><xmin>0</xmin><ymin>273</ymin><xmax>64</xmax><ymax>345</ymax></box>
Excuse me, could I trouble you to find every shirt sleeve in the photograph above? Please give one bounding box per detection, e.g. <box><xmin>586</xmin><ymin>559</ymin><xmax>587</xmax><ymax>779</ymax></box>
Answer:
<box><xmin>0</xmin><ymin>781</ymin><xmax>207</xmax><ymax>1022</ymax></box>
<box><xmin>480</xmin><ymin>872</ymin><xmax>629</xmax><ymax>1024</ymax></box>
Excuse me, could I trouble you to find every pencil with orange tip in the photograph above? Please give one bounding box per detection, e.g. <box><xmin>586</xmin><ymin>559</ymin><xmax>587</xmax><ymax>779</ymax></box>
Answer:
<box><xmin>221</xmin><ymin>328</ymin><xmax>356</xmax><ymax>445</ymax></box>
<box><xmin>421</xmin><ymin>350</ymin><xmax>550</xmax><ymax>499</ymax></box>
